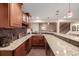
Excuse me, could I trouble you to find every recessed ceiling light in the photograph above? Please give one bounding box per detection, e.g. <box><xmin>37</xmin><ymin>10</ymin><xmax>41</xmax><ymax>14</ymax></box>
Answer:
<box><xmin>36</xmin><ymin>16</ymin><xmax>40</xmax><ymax>19</ymax></box>
<box><xmin>35</xmin><ymin>20</ymin><xmax>41</xmax><ymax>22</ymax></box>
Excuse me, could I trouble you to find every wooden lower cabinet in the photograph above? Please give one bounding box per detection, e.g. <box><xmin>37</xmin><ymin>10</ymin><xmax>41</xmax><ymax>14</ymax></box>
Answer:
<box><xmin>25</xmin><ymin>39</ymin><xmax>31</xmax><ymax>54</ymax></box>
<box><xmin>0</xmin><ymin>39</ymin><xmax>31</xmax><ymax>56</ymax></box>
<box><xmin>14</xmin><ymin>42</ymin><xmax>26</xmax><ymax>56</ymax></box>
<box><xmin>0</xmin><ymin>51</ymin><xmax>13</xmax><ymax>56</ymax></box>
<box><xmin>31</xmin><ymin>35</ymin><xmax>45</xmax><ymax>47</ymax></box>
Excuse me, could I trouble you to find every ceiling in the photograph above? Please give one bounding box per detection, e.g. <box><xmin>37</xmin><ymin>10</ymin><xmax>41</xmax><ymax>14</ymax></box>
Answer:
<box><xmin>22</xmin><ymin>3</ymin><xmax>79</xmax><ymax>22</ymax></box>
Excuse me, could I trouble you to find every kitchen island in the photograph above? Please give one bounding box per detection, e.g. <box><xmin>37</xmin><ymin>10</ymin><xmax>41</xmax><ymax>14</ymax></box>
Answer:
<box><xmin>43</xmin><ymin>34</ymin><xmax>79</xmax><ymax>56</ymax></box>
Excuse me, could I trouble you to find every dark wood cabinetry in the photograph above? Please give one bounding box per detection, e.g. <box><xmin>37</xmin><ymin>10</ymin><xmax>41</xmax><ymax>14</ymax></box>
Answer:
<box><xmin>14</xmin><ymin>42</ymin><xmax>26</xmax><ymax>56</ymax></box>
<box><xmin>9</xmin><ymin>4</ymin><xmax>22</xmax><ymax>28</ymax></box>
<box><xmin>25</xmin><ymin>39</ymin><xmax>31</xmax><ymax>54</ymax></box>
<box><xmin>0</xmin><ymin>3</ymin><xmax>22</xmax><ymax>28</ymax></box>
<box><xmin>22</xmin><ymin>13</ymin><xmax>31</xmax><ymax>28</ymax></box>
<box><xmin>14</xmin><ymin>39</ymin><xmax>31</xmax><ymax>56</ymax></box>
<box><xmin>31</xmin><ymin>35</ymin><xmax>45</xmax><ymax>47</ymax></box>
<box><xmin>0</xmin><ymin>51</ymin><xmax>13</xmax><ymax>56</ymax></box>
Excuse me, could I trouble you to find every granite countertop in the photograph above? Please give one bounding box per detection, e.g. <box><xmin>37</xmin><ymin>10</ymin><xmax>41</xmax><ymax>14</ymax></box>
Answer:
<box><xmin>56</xmin><ymin>33</ymin><xmax>79</xmax><ymax>42</ymax></box>
<box><xmin>43</xmin><ymin>34</ymin><xmax>79</xmax><ymax>56</ymax></box>
<box><xmin>0</xmin><ymin>33</ymin><xmax>79</xmax><ymax>56</ymax></box>
<box><xmin>45</xmin><ymin>32</ymin><xmax>79</xmax><ymax>42</ymax></box>
<box><xmin>0</xmin><ymin>34</ymin><xmax>32</xmax><ymax>51</ymax></box>
<box><xmin>0</xmin><ymin>34</ymin><xmax>42</xmax><ymax>51</ymax></box>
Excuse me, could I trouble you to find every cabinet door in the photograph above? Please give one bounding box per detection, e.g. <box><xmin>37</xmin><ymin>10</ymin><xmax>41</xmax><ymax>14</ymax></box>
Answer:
<box><xmin>31</xmin><ymin>36</ymin><xmax>37</xmax><ymax>45</ymax></box>
<box><xmin>31</xmin><ymin>36</ymin><xmax>39</xmax><ymax>46</ymax></box>
<box><xmin>25</xmin><ymin>39</ymin><xmax>31</xmax><ymax>54</ymax></box>
<box><xmin>14</xmin><ymin>42</ymin><xmax>26</xmax><ymax>56</ymax></box>
<box><xmin>0</xmin><ymin>4</ymin><xmax>9</xmax><ymax>28</ymax></box>
<box><xmin>31</xmin><ymin>35</ymin><xmax>45</xmax><ymax>46</ymax></box>
<box><xmin>9</xmin><ymin>3</ymin><xmax>22</xmax><ymax>27</ymax></box>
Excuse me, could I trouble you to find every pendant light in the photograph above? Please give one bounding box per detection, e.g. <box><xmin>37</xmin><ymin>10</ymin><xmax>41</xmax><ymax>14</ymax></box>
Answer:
<box><xmin>56</xmin><ymin>10</ymin><xmax>59</xmax><ymax>20</ymax></box>
<box><xmin>47</xmin><ymin>17</ymin><xmax>50</xmax><ymax>25</ymax></box>
<box><xmin>67</xmin><ymin>2</ymin><xmax>73</xmax><ymax>18</ymax></box>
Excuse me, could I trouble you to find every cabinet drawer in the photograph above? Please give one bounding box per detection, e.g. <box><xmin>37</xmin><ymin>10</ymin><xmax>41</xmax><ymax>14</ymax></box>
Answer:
<box><xmin>0</xmin><ymin>51</ymin><xmax>13</xmax><ymax>56</ymax></box>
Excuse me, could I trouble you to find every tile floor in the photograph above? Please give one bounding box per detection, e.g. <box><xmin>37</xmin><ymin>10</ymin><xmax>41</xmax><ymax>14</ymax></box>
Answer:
<box><xmin>27</xmin><ymin>47</ymin><xmax>46</xmax><ymax>56</ymax></box>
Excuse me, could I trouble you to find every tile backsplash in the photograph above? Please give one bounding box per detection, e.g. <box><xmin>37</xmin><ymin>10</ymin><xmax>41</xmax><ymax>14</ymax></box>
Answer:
<box><xmin>0</xmin><ymin>28</ymin><xmax>27</xmax><ymax>46</ymax></box>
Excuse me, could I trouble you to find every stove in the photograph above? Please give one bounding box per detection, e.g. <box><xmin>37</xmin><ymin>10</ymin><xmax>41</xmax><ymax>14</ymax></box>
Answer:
<box><xmin>0</xmin><ymin>36</ymin><xmax>11</xmax><ymax>47</ymax></box>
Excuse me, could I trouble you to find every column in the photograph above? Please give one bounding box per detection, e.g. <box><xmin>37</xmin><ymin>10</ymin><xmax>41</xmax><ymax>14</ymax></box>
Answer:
<box><xmin>57</xmin><ymin>21</ymin><xmax>60</xmax><ymax>33</ymax></box>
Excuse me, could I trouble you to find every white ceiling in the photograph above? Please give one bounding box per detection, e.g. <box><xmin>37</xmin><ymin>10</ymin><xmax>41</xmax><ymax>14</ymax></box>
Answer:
<box><xmin>22</xmin><ymin>3</ymin><xmax>79</xmax><ymax>22</ymax></box>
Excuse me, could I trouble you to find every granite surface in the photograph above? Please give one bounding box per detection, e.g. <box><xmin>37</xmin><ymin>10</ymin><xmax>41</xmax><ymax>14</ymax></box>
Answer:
<box><xmin>0</xmin><ymin>33</ymin><xmax>79</xmax><ymax>56</ymax></box>
<box><xmin>0</xmin><ymin>34</ymin><xmax>32</xmax><ymax>51</ymax></box>
<box><xmin>43</xmin><ymin>34</ymin><xmax>79</xmax><ymax>56</ymax></box>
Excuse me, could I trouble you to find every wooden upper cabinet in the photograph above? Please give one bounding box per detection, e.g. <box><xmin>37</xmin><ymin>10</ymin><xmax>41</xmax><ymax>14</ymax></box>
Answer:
<box><xmin>0</xmin><ymin>4</ymin><xmax>9</xmax><ymax>28</ymax></box>
<box><xmin>22</xmin><ymin>13</ymin><xmax>32</xmax><ymax>28</ymax></box>
<box><xmin>9</xmin><ymin>3</ymin><xmax>22</xmax><ymax>27</ymax></box>
<box><xmin>0</xmin><ymin>3</ymin><xmax>22</xmax><ymax>28</ymax></box>
<box><xmin>22</xmin><ymin>13</ymin><xmax>27</xmax><ymax>24</ymax></box>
